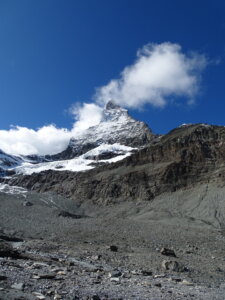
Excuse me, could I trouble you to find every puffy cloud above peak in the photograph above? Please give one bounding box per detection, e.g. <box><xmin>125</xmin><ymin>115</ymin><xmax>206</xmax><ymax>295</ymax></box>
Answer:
<box><xmin>95</xmin><ymin>42</ymin><xmax>207</xmax><ymax>108</ymax></box>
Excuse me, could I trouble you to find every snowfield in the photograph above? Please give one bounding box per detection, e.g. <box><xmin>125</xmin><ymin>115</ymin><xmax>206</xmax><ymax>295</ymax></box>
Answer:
<box><xmin>13</xmin><ymin>143</ymin><xmax>135</xmax><ymax>175</ymax></box>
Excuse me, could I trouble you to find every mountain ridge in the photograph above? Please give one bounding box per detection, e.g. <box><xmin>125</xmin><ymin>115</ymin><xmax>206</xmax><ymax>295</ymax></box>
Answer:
<box><xmin>0</xmin><ymin>101</ymin><xmax>153</xmax><ymax>175</ymax></box>
<box><xmin>3</xmin><ymin>122</ymin><xmax>225</xmax><ymax>207</ymax></box>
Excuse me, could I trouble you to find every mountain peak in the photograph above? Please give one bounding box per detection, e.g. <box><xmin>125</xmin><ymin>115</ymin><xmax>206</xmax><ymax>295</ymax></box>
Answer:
<box><xmin>102</xmin><ymin>101</ymin><xmax>128</xmax><ymax>123</ymax></box>
<box><xmin>105</xmin><ymin>100</ymin><xmax>123</xmax><ymax>110</ymax></box>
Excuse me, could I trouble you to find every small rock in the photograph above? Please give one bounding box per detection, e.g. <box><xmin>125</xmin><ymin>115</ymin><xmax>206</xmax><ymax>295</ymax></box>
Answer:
<box><xmin>46</xmin><ymin>289</ymin><xmax>54</xmax><ymax>296</ymax></box>
<box><xmin>58</xmin><ymin>211</ymin><xmax>82</xmax><ymax>219</ymax></box>
<box><xmin>180</xmin><ymin>279</ymin><xmax>194</xmax><ymax>286</ymax></box>
<box><xmin>90</xmin><ymin>273</ymin><xmax>102</xmax><ymax>280</ymax></box>
<box><xmin>162</xmin><ymin>260</ymin><xmax>184</xmax><ymax>272</ymax></box>
<box><xmin>0</xmin><ymin>288</ymin><xmax>4</xmax><ymax>291</ymax></box>
<box><xmin>109</xmin><ymin>271</ymin><xmax>122</xmax><ymax>278</ymax></box>
<box><xmin>51</xmin><ymin>267</ymin><xmax>65</xmax><ymax>272</ymax></box>
<box><xmin>154</xmin><ymin>274</ymin><xmax>166</xmax><ymax>278</ymax></box>
<box><xmin>122</xmin><ymin>272</ymin><xmax>131</xmax><ymax>279</ymax></box>
<box><xmin>23</xmin><ymin>201</ymin><xmax>33</xmax><ymax>207</ymax></box>
<box><xmin>57</xmin><ymin>271</ymin><xmax>67</xmax><ymax>276</ymax></box>
<box><xmin>32</xmin><ymin>292</ymin><xmax>46</xmax><ymax>299</ymax></box>
<box><xmin>32</xmin><ymin>262</ymin><xmax>49</xmax><ymax>269</ymax></box>
<box><xmin>11</xmin><ymin>282</ymin><xmax>24</xmax><ymax>291</ymax></box>
<box><xmin>168</xmin><ymin>277</ymin><xmax>182</xmax><ymax>282</ymax></box>
<box><xmin>108</xmin><ymin>245</ymin><xmax>118</xmax><ymax>252</ymax></box>
<box><xmin>60</xmin><ymin>291</ymin><xmax>68</xmax><ymax>295</ymax></box>
<box><xmin>141</xmin><ymin>270</ymin><xmax>152</xmax><ymax>276</ymax></box>
<box><xmin>38</xmin><ymin>273</ymin><xmax>56</xmax><ymax>279</ymax></box>
<box><xmin>131</xmin><ymin>270</ymin><xmax>142</xmax><ymax>275</ymax></box>
<box><xmin>92</xmin><ymin>255</ymin><xmax>102</xmax><ymax>261</ymax></box>
<box><xmin>154</xmin><ymin>283</ymin><xmax>162</xmax><ymax>288</ymax></box>
<box><xmin>92</xmin><ymin>280</ymin><xmax>101</xmax><ymax>284</ymax></box>
<box><xmin>110</xmin><ymin>277</ymin><xmax>120</xmax><ymax>283</ymax></box>
<box><xmin>160</xmin><ymin>248</ymin><xmax>176</xmax><ymax>257</ymax></box>
<box><xmin>32</xmin><ymin>275</ymin><xmax>41</xmax><ymax>279</ymax></box>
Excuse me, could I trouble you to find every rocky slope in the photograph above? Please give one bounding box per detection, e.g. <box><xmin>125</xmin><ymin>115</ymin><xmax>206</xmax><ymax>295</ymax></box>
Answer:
<box><xmin>1</xmin><ymin>185</ymin><xmax>225</xmax><ymax>299</ymax></box>
<box><xmin>7</xmin><ymin>123</ymin><xmax>225</xmax><ymax>204</ymax></box>
<box><xmin>2</xmin><ymin>109</ymin><xmax>225</xmax><ymax>299</ymax></box>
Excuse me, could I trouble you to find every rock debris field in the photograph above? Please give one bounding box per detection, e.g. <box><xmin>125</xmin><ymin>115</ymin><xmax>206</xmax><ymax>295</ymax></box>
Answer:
<box><xmin>1</xmin><ymin>186</ymin><xmax>225</xmax><ymax>300</ymax></box>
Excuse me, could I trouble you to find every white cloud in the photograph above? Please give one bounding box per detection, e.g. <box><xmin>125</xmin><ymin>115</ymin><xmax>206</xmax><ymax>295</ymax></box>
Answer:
<box><xmin>95</xmin><ymin>42</ymin><xmax>207</xmax><ymax>108</ymax></box>
<box><xmin>71</xmin><ymin>102</ymin><xmax>103</xmax><ymax>134</ymax></box>
<box><xmin>0</xmin><ymin>103</ymin><xmax>103</xmax><ymax>156</ymax></box>
<box><xmin>0</xmin><ymin>125</ymin><xmax>71</xmax><ymax>156</ymax></box>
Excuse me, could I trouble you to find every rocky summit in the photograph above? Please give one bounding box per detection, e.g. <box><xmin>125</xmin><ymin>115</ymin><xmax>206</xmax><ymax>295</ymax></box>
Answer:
<box><xmin>1</xmin><ymin>103</ymin><xmax>225</xmax><ymax>299</ymax></box>
<box><xmin>49</xmin><ymin>100</ymin><xmax>154</xmax><ymax>160</ymax></box>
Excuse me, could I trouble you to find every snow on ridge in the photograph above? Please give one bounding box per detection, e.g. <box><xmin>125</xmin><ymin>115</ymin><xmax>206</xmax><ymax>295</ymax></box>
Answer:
<box><xmin>179</xmin><ymin>123</ymin><xmax>211</xmax><ymax>128</ymax></box>
<box><xmin>14</xmin><ymin>143</ymin><xmax>136</xmax><ymax>175</ymax></box>
<box><xmin>83</xmin><ymin>143</ymin><xmax>135</xmax><ymax>158</ymax></box>
<box><xmin>179</xmin><ymin>123</ymin><xmax>193</xmax><ymax>128</ymax></box>
<box><xmin>0</xmin><ymin>183</ymin><xmax>27</xmax><ymax>195</ymax></box>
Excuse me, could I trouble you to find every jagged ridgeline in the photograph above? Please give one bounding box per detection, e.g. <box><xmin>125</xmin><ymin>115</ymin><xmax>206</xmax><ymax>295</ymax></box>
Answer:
<box><xmin>1</xmin><ymin>102</ymin><xmax>225</xmax><ymax>209</ymax></box>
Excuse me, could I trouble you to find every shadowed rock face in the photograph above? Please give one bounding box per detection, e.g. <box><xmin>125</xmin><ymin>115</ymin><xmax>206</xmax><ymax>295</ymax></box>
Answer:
<box><xmin>6</xmin><ymin>124</ymin><xmax>225</xmax><ymax>205</ymax></box>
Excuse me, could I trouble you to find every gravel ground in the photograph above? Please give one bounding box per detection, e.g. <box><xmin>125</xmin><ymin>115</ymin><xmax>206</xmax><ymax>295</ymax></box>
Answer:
<box><xmin>1</xmin><ymin>185</ymin><xmax>225</xmax><ymax>299</ymax></box>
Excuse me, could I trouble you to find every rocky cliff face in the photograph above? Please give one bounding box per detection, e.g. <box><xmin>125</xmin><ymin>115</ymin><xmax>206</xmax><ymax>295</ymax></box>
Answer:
<box><xmin>6</xmin><ymin>123</ymin><xmax>225</xmax><ymax>205</ymax></box>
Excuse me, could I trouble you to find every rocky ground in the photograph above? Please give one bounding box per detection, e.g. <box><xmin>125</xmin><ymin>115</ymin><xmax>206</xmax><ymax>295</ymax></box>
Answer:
<box><xmin>1</xmin><ymin>186</ymin><xmax>225</xmax><ymax>299</ymax></box>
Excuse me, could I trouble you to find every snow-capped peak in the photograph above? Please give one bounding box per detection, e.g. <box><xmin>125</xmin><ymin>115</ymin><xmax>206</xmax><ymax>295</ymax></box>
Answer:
<box><xmin>102</xmin><ymin>100</ymin><xmax>129</xmax><ymax>122</ymax></box>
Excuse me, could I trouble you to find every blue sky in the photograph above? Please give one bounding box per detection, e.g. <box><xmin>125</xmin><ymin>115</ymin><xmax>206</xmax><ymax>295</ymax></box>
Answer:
<box><xmin>0</xmin><ymin>0</ymin><xmax>225</xmax><ymax>137</ymax></box>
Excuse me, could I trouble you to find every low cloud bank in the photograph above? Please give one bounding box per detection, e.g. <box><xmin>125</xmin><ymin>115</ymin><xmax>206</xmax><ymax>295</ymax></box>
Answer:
<box><xmin>0</xmin><ymin>125</ymin><xmax>71</xmax><ymax>156</ymax></box>
<box><xmin>0</xmin><ymin>103</ymin><xmax>103</xmax><ymax>156</ymax></box>
<box><xmin>0</xmin><ymin>42</ymin><xmax>207</xmax><ymax>156</ymax></box>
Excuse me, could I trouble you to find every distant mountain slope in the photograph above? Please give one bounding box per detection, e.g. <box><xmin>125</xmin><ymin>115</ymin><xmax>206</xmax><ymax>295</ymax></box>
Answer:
<box><xmin>6</xmin><ymin>123</ymin><xmax>225</xmax><ymax>207</ymax></box>
<box><xmin>0</xmin><ymin>101</ymin><xmax>153</xmax><ymax>176</ymax></box>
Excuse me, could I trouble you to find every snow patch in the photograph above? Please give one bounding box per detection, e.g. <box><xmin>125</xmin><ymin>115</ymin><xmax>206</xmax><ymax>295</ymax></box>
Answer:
<box><xmin>0</xmin><ymin>183</ymin><xmax>27</xmax><ymax>195</ymax></box>
<box><xmin>179</xmin><ymin>123</ymin><xmax>193</xmax><ymax>128</ymax></box>
<box><xmin>13</xmin><ymin>144</ymin><xmax>135</xmax><ymax>175</ymax></box>
<box><xmin>83</xmin><ymin>143</ymin><xmax>135</xmax><ymax>158</ymax></box>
